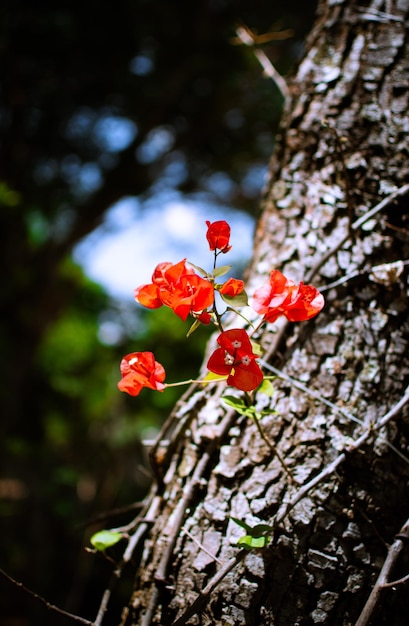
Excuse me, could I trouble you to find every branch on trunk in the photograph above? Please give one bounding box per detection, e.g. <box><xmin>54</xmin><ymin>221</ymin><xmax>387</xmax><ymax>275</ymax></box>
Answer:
<box><xmin>354</xmin><ymin>517</ymin><xmax>409</xmax><ymax>626</ymax></box>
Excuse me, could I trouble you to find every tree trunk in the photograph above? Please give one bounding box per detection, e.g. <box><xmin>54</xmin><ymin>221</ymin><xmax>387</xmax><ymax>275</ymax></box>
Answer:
<box><xmin>119</xmin><ymin>1</ymin><xmax>409</xmax><ymax>624</ymax></box>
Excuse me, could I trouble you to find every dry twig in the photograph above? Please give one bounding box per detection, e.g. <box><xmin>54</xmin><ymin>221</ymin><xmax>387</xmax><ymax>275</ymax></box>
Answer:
<box><xmin>355</xmin><ymin>517</ymin><xmax>409</xmax><ymax>626</ymax></box>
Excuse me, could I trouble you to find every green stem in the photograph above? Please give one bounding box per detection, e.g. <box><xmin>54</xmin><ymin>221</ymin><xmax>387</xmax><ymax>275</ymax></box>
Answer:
<box><xmin>165</xmin><ymin>376</ymin><xmax>228</xmax><ymax>389</ymax></box>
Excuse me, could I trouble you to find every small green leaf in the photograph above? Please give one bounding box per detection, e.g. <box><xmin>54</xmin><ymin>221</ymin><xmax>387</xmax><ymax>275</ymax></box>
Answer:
<box><xmin>213</xmin><ymin>265</ymin><xmax>232</xmax><ymax>278</ymax></box>
<box><xmin>257</xmin><ymin>379</ymin><xmax>275</xmax><ymax>396</ymax></box>
<box><xmin>220</xmin><ymin>291</ymin><xmax>249</xmax><ymax>307</ymax></box>
<box><xmin>231</xmin><ymin>517</ymin><xmax>273</xmax><ymax>550</ymax></box>
<box><xmin>238</xmin><ymin>534</ymin><xmax>270</xmax><ymax>550</ymax></box>
<box><xmin>222</xmin><ymin>395</ymin><xmax>247</xmax><ymax>412</ymax></box>
<box><xmin>201</xmin><ymin>371</ymin><xmax>227</xmax><ymax>384</ymax></box>
<box><xmin>90</xmin><ymin>530</ymin><xmax>123</xmax><ymax>551</ymax></box>
<box><xmin>186</xmin><ymin>318</ymin><xmax>202</xmax><ymax>337</ymax></box>
<box><xmin>250</xmin><ymin>341</ymin><xmax>263</xmax><ymax>356</ymax></box>
<box><xmin>251</xmin><ymin>523</ymin><xmax>274</xmax><ymax>536</ymax></box>
<box><xmin>231</xmin><ymin>518</ymin><xmax>273</xmax><ymax>537</ymax></box>
<box><xmin>230</xmin><ymin>516</ymin><xmax>252</xmax><ymax>532</ymax></box>
<box><xmin>188</xmin><ymin>262</ymin><xmax>210</xmax><ymax>278</ymax></box>
<box><xmin>222</xmin><ymin>395</ymin><xmax>258</xmax><ymax>419</ymax></box>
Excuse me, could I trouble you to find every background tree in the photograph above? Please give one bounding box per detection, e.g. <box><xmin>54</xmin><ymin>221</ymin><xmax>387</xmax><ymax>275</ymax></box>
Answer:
<box><xmin>75</xmin><ymin>0</ymin><xmax>409</xmax><ymax>625</ymax></box>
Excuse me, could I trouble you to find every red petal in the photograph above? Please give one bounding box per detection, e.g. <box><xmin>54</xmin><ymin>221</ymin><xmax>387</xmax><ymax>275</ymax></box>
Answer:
<box><xmin>217</xmin><ymin>328</ymin><xmax>254</xmax><ymax>356</ymax></box>
<box><xmin>284</xmin><ymin>284</ymin><xmax>325</xmax><ymax>321</ymax></box>
<box><xmin>134</xmin><ymin>283</ymin><xmax>163</xmax><ymax>308</ymax></box>
<box><xmin>228</xmin><ymin>360</ymin><xmax>264</xmax><ymax>392</ymax></box>
<box><xmin>207</xmin><ymin>348</ymin><xmax>231</xmax><ymax>376</ymax></box>
<box><xmin>170</xmin><ymin>274</ymin><xmax>214</xmax><ymax>320</ymax></box>
<box><xmin>253</xmin><ymin>270</ymin><xmax>291</xmax><ymax>314</ymax></box>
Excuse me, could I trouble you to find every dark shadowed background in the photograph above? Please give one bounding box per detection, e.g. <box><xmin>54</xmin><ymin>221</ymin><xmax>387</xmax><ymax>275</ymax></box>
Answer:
<box><xmin>0</xmin><ymin>1</ymin><xmax>317</xmax><ymax>622</ymax></box>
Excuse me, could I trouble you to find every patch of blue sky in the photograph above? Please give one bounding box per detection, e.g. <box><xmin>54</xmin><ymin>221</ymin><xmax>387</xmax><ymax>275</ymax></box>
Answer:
<box><xmin>74</xmin><ymin>195</ymin><xmax>255</xmax><ymax>301</ymax></box>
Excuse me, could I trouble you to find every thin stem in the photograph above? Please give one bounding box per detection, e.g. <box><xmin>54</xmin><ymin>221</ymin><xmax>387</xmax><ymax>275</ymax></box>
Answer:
<box><xmin>253</xmin><ymin>416</ymin><xmax>294</xmax><ymax>480</ymax></box>
<box><xmin>181</xmin><ymin>526</ymin><xmax>223</xmax><ymax>566</ymax></box>
<box><xmin>165</xmin><ymin>376</ymin><xmax>228</xmax><ymax>389</ymax></box>
<box><xmin>0</xmin><ymin>567</ymin><xmax>93</xmax><ymax>626</ymax></box>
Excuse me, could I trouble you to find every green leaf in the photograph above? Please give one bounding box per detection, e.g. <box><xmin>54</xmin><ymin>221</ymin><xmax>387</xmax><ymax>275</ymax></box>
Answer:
<box><xmin>222</xmin><ymin>395</ymin><xmax>258</xmax><ymax>419</ymax></box>
<box><xmin>220</xmin><ymin>291</ymin><xmax>249</xmax><ymax>307</ymax></box>
<box><xmin>251</xmin><ymin>523</ymin><xmax>274</xmax><ymax>536</ymax></box>
<box><xmin>257</xmin><ymin>378</ymin><xmax>275</xmax><ymax>396</ymax></box>
<box><xmin>238</xmin><ymin>534</ymin><xmax>270</xmax><ymax>550</ymax></box>
<box><xmin>250</xmin><ymin>341</ymin><xmax>263</xmax><ymax>356</ymax></box>
<box><xmin>231</xmin><ymin>517</ymin><xmax>273</xmax><ymax>550</ymax></box>
<box><xmin>231</xmin><ymin>517</ymin><xmax>273</xmax><ymax>537</ymax></box>
<box><xmin>186</xmin><ymin>318</ymin><xmax>202</xmax><ymax>337</ymax></box>
<box><xmin>90</xmin><ymin>530</ymin><xmax>123</xmax><ymax>551</ymax></box>
<box><xmin>222</xmin><ymin>395</ymin><xmax>247</xmax><ymax>412</ymax></box>
<box><xmin>201</xmin><ymin>371</ymin><xmax>227</xmax><ymax>384</ymax></box>
<box><xmin>188</xmin><ymin>262</ymin><xmax>210</xmax><ymax>278</ymax></box>
<box><xmin>231</xmin><ymin>516</ymin><xmax>252</xmax><ymax>532</ymax></box>
<box><xmin>213</xmin><ymin>265</ymin><xmax>232</xmax><ymax>278</ymax></box>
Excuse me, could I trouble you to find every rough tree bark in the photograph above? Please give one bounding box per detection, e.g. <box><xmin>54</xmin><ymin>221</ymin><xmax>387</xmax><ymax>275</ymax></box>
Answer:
<box><xmin>113</xmin><ymin>1</ymin><xmax>409</xmax><ymax>625</ymax></box>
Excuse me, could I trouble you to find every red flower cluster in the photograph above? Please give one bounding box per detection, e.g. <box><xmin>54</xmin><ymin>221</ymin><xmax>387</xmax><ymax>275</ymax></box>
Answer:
<box><xmin>118</xmin><ymin>352</ymin><xmax>166</xmax><ymax>396</ymax></box>
<box><xmin>119</xmin><ymin>220</ymin><xmax>325</xmax><ymax>398</ymax></box>
<box><xmin>253</xmin><ymin>269</ymin><xmax>325</xmax><ymax>323</ymax></box>
<box><xmin>206</xmin><ymin>220</ymin><xmax>231</xmax><ymax>253</ymax></box>
<box><xmin>134</xmin><ymin>259</ymin><xmax>214</xmax><ymax>322</ymax></box>
<box><xmin>207</xmin><ymin>328</ymin><xmax>263</xmax><ymax>392</ymax></box>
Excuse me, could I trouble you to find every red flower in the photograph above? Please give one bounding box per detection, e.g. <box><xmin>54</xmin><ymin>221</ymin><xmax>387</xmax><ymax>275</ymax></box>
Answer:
<box><xmin>134</xmin><ymin>259</ymin><xmax>214</xmax><ymax>321</ymax></box>
<box><xmin>253</xmin><ymin>269</ymin><xmax>324</xmax><ymax>323</ymax></box>
<box><xmin>206</xmin><ymin>220</ymin><xmax>232</xmax><ymax>253</ymax></box>
<box><xmin>283</xmin><ymin>283</ymin><xmax>325</xmax><ymax>322</ymax></box>
<box><xmin>118</xmin><ymin>352</ymin><xmax>166</xmax><ymax>397</ymax></box>
<box><xmin>169</xmin><ymin>273</ymin><xmax>214</xmax><ymax>321</ymax></box>
<box><xmin>219</xmin><ymin>277</ymin><xmax>244</xmax><ymax>297</ymax></box>
<box><xmin>207</xmin><ymin>328</ymin><xmax>263</xmax><ymax>392</ymax></box>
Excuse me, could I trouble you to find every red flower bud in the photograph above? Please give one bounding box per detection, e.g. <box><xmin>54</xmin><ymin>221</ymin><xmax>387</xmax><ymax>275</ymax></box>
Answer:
<box><xmin>205</xmin><ymin>220</ymin><xmax>232</xmax><ymax>253</ymax></box>
<box><xmin>219</xmin><ymin>277</ymin><xmax>244</xmax><ymax>297</ymax></box>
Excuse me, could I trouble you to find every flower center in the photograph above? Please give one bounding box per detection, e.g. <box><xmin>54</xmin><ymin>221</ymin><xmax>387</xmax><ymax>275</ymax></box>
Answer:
<box><xmin>231</xmin><ymin>340</ymin><xmax>242</xmax><ymax>349</ymax></box>
<box><xmin>224</xmin><ymin>353</ymin><xmax>235</xmax><ymax>366</ymax></box>
<box><xmin>241</xmin><ymin>355</ymin><xmax>251</xmax><ymax>366</ymax></box>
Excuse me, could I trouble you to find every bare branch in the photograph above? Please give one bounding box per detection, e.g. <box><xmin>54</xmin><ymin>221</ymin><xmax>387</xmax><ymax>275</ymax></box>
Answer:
<box><xmin>171</xmin><ymin>551</ymin><xmax>248</xmax><ymax>626</ymax></box>
<box><xmin>181</xmin><ymin>526</ymin><xmax>223</xmax><ymax>566</ymax></box>
<box><xmin>354</xmin><ymin>518</ymin><xmax>409</xmax><ymax>626</ymax></box>
<box><xmin>305</xmin><ymin>183</ymin><xmax>409</xmax><ymax>283</ymax></box>
<box><xmin>275</xmin><ymin>386</ymin><xmax>409</xmax><ymax>525</ymax></box>
<box><xmin>0</xmin><ymin>567</ymin><xmax>94</xmax><ymax>626</ymax></box>
<box><xmin>234</xmin><ymin>25</ymin><xmax>290</xmax><ymax>100</ymax></box>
